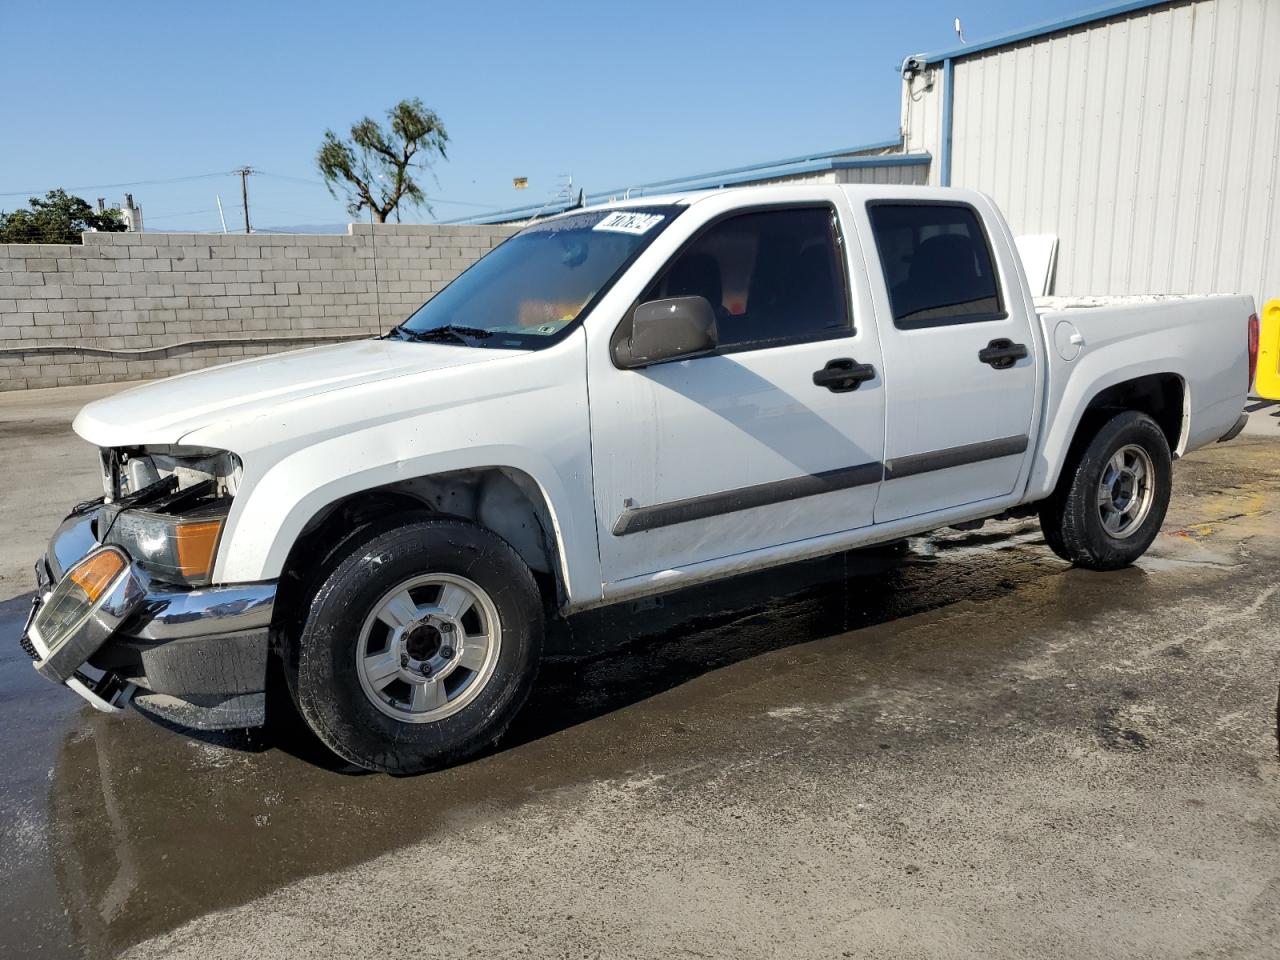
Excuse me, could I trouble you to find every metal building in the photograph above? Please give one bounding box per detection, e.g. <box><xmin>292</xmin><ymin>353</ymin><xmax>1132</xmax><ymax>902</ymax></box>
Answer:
<box><xmin>460</xmin><ymin>0</ymin><xmax>1277</xmax><ymax>313</ymax></box>
<box><xmin>900</xmin><ymin>0</ymin><xmax>1280</xmax><ymax>308</ymax></box>
<box><xmin>461</xmin><ymin>142</ymin><xmax>930</xmax><ymax>224</ymax></box>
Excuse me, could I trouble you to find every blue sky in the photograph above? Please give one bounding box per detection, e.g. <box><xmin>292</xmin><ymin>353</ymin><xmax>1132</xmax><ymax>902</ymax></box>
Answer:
<box><xmin>1</xmin><ymin>0</ymin><xmax>1090</xmax><ymax>231</ymax></box>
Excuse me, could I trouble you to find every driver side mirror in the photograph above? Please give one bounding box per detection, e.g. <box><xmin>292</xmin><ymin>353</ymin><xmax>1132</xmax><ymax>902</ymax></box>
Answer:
<box><xmin>615</xmin><ymin>296</ymin><xmax>719</xmax><ymax>368</ymax></box>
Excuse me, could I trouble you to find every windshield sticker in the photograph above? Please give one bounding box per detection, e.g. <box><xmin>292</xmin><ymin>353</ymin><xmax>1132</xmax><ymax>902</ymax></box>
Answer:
<box><xmin>593</xmin><ymin>211</ymin><xmax>665</xmax><ymax>235</ymax></box>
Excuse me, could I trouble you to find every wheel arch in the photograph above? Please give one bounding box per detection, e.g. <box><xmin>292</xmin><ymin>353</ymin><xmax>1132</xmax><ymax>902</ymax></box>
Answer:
<box><xmin>273</xmin><ymin>466</ymin><xmax>571</xmax><ymax>612</ymax></box>
<box><xmin>1044</xmin><ymin>372</ymin><xmax>1186</xmax><ymax>500</ymax></box>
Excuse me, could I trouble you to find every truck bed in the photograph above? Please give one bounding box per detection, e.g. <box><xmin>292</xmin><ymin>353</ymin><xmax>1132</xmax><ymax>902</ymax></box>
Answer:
<box><xmin>1028</xmin><ymin>292</ymin><xmax>1253</xmax><ymax>488</ymax></box>
<box><xmin>1034</xmin><ymin>294</ymin><xmax>1203</xmax><ymax>311</ymax></box>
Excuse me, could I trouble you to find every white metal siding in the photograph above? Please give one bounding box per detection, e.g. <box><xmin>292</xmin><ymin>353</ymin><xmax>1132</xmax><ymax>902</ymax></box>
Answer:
<box><xmin>836</xmin><ymin>164</ymin><xmax>929</xmax><ymax>186</ymax></box>
<box><xmin>741</xmin><ymin>164</ymin><xmax>928</xmax><ymax>188</ymax></box>
<box><xmin>904</xmin><ymin>0</ymin><xmax>1280</xmax><ymax>309</ymax></box>
<box><xmin>744</xmin><ymin>171</ymin><xmax>840</xmax><ymax>187</ymax></box>
<box><xmin>902</xmin><ymin>69</ymin><xmax>944</xmax><ymax>182</ymax></box>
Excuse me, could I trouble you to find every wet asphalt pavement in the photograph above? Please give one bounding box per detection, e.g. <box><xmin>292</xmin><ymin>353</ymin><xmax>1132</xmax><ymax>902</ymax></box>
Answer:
<box><xmin>1</xmin><ymin>386</ymin><xmax>1278</xmax><ymax>959</ymax></box>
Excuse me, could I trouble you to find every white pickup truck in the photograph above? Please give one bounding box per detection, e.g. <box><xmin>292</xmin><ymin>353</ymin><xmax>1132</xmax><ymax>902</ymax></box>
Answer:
<box><xmin>21</xmin><ymin>185</ymin><xmax>1258</xmax><ymax>773</ymax></box>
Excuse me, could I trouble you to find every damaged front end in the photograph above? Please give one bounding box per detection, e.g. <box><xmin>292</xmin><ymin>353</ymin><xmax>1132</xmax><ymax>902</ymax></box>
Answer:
<box><xmin>20</xmin><ymin>445</ymin><xmax>276</xmax><ymax>729</ymax></box>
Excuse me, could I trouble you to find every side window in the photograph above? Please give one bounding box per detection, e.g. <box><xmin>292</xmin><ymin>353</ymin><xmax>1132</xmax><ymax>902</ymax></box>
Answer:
<box><xmin>866</xmin><ymin>203</ymin><xmax>1004</xmax><ymax>329</ymax></box>
<box><xmin>643</xmin><ymin>206</ymin><xmax>851</xmax><ymax>350</ymax></box>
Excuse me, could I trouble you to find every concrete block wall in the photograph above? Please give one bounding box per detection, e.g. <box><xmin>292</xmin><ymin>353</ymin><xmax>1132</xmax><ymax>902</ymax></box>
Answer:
<box><xmin>0</xmin><ymin>223</ymin><xmax>519</xmax><ymax>391</ymax></box>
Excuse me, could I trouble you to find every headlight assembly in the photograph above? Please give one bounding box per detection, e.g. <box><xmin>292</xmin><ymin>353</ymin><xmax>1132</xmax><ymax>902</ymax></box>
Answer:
<box><xmin>95</xmin><ymin>445</ymin><xmax>240</xmax><ymax>587</ymax></box>
<box><xmin>101</xmin><ymin>504</ymin><xmax>229</xmax><ymax>587</ymax></box>
<box><xmin>34</xmin><ymin>547</ymin><xmax>132</xmax><ymax>654</ymax></box>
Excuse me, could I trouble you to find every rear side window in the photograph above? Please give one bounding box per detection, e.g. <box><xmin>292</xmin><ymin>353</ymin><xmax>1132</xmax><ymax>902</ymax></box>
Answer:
<box><xmin>867</xmin><ymin>203</ymin><xmax>1004</xmax><ymax>329</ymax></box>
<box><xmin>641</xmin><ymin>206</ymin><xmax>851</xmax><ymax>351</ymax></box>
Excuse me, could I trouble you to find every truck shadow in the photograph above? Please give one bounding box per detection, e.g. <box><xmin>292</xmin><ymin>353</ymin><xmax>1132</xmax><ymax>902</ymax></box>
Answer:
<box><xmin>505</xmin><ymin>527</ymin><xmax>1051</xmax><ymax>751</ymax></box>
<box><xmin>159</xmin><ymin>527</ymin><xmax>1060</xmax><ymax>768</ymax></box>
<box><xmin>148</xmin><ymin>526</ymin><xmax>1058</xmax><ymax>770</ymax></box>
<box><xmin>245</xmin><ymin>526</ymin><xmax>1056</xmax><ymax>767</ymax></box>
<box><xmin>37</xmin><ymin>522</ymin><xmax>1071</xmax><ymax>959</ymax></box>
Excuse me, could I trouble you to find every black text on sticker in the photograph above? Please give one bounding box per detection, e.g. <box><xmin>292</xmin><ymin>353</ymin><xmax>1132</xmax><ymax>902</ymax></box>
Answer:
<box><xmin>593</xmin><ymin>212</ymin><xmax>664</xmax><ymax>235</ymax></box>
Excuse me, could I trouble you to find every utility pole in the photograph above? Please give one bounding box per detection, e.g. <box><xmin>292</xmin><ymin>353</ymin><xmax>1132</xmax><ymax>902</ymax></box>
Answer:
<box><xmin>236</xmin><ymin>166</ymin><xmax>253</xmax><ymax>233</ymax></box>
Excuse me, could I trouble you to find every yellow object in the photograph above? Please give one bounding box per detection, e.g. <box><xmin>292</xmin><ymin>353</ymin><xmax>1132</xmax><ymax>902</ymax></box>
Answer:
<box><xmin>68</xmin><ymin>549</ymin><xmax>127</xmax><ymax>602</ymax></box>
<box><xmin>1258</xmin><ymin>298</ymin><xmax>1280</xmax><ymax>400</ymax></box>
<box><xmin>174</xmin><ymin>519</ymin><xmax>225</xmax><ymax>579</ymax></box>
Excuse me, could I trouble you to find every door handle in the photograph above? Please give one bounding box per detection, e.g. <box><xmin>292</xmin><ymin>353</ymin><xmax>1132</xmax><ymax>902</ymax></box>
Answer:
<box><xmin>813</xmin><ymin>358</ymin><xmax>875</xmax><ymax>392</ymax></box>
<box><xmin>978</xmin><ymin>338</ymin><xmax>1028</xmax><ymax>370</ymax></box>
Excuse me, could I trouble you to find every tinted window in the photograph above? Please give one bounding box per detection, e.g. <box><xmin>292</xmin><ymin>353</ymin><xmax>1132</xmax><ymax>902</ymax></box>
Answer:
<box><xmin>642</xmin><ymin>206</ymin><xmax>850</xmax><ymax>350</ymax></box>
<box><xmin>867</xmin><ymin>203</ymin><xmax>1003</xmax><ymax>328</ymax></box>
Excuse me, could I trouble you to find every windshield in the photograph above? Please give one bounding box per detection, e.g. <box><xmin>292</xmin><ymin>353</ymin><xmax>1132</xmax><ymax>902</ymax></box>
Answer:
<box><xmin>393</xmin><ymin>206</ymin><xmax>681</xmax><ymax>349</ymax></box>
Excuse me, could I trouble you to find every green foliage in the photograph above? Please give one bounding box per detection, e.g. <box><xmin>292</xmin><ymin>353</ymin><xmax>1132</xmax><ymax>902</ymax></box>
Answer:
<box><xmin>317</xmin><ymin>98</ymin><xmax>449</xmax><ymax>223</ymax></box>
<box><xmin>0</xmin><ymin>189</ymin><xmax>129</xmax><ymax>244</ymax></box>
<box><xmin>95</xmin><ymin>206</ymin><xmax>128</xmax><ymax>233</ymax></box>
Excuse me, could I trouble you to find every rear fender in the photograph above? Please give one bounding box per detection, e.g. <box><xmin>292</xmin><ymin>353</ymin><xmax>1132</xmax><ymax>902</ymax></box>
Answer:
<box><xmin>1029</xmin><ymin>335</ymin><xmax>1189</xmax><ymax>500</ymax></box>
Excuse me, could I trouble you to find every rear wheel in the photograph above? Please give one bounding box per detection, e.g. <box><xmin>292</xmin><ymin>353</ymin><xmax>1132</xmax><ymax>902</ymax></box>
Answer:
<box><xmin>284</xmin><ymin>517</ymin><xmax>543</xmax><ymax>774</ymax></box>
<box><xmin>1039</xmin><ymin>410</ymin><xmax>1172</xmax><ymax>570</ymax></box>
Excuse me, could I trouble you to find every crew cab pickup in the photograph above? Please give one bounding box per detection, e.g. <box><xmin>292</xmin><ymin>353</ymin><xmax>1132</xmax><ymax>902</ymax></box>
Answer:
<box><xmin>20</xmin><ymin>185</ymin><xmax>1258</xmax><ymax>773</ymax></box>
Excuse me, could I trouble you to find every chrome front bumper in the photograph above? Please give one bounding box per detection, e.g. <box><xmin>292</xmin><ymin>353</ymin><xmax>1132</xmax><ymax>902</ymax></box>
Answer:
<box><xmin>24</xmin><ymin>509</ymin><xmax>277</xmax><ymax>717</ymax></box>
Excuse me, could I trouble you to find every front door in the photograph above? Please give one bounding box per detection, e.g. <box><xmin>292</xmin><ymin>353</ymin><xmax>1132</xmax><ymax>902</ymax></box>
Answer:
<box><xmin>586</xmin><ymin>199</ymin><xmax>887</xmax><ymax>588</ymax></box>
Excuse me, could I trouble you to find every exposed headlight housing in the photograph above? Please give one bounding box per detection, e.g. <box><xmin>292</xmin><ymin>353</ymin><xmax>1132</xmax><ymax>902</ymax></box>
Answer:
<box><xmin>101</xmin><ymin>445</ymin><xmax>242</xmax><ymax>501</ymax></box>
<box><xmin>96</xmin><ymin>445</ymin><xmax>240</xmax><ymax>587</ymax></box>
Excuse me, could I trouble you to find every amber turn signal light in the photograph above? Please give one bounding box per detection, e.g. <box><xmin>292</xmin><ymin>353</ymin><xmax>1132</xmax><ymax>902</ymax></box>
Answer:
<box><xmin>173</xmin><ymin>519</ymin><xmax>225</xmax><ymax>580</ymax></box>
<box><xmin>67</xmin><ymin>548</ymin><xmax>128</xmax><ymax>603</ymax></box>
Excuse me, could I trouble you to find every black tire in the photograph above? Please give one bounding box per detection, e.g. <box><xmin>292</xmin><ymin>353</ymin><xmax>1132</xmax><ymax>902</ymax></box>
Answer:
<box><xmin>1038</xmin><ymin>410</ymin><xmax>1172</xmax><ymax>571</ymax></box>
<box><xmin>284</xmin><ymin>517</ymin><xmax>543</xmax><ymax>774</ymax></box>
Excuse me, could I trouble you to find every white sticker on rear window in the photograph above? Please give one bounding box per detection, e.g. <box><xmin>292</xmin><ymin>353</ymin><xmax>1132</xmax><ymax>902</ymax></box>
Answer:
<box><xmin>593</xmin><ymin>211</ymin><xmax>665</xmax><ymax>235</ymax></box>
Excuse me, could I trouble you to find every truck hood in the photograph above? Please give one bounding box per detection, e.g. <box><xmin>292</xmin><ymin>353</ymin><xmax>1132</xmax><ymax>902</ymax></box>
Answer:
<box><xmin>73</xmin><ymin>339</ymin><xmax>524</xmax><ymax>447</ymax></box>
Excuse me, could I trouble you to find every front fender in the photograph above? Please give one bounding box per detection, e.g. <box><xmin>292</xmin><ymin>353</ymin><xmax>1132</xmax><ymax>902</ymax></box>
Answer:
<box><xmin>215</xmin><ymin>436</ymin><xmax>597</xmax><ymax>604</ymax></box>
<box><xmin>179</xmin><ymin>335</ymin><xmax>600</xmax><ymax>608</ymax></box>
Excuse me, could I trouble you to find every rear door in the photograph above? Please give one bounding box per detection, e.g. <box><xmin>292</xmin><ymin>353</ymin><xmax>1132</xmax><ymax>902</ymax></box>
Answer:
<box><xmin>856</xmin><ymin>194</ymin><xmax>1040</xmax><ymax>523</ymax></box>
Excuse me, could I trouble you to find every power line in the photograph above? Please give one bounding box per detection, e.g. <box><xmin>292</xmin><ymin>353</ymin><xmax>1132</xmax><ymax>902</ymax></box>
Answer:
<box><xmin>0</xmin><ymin>166</ymin><xmax>510</xmax><ymax>227</ymax></box>
<box><xmin>0</xmin><ymin>171</ymin><xmax>233</xmax><ymax>198</ymax></box>
<box><xmin>254</xmin><ymin>170</ymin><xmax>328</xmax><ymax>187</ymax></box>
<box><xmin>2</xmin><ymin>168</ymin><xmax>507</xmax><ymax>212</ymax></box>
<box><xmin>419</xmin><ymin>197</ymin><xmax>506</xmax><ymax>210</ymax></box>
<box><xmin>143</xmin><ymin>206</ymin><xmax>237</xmax><ymax>221</ymax></box>
<box><xmin>254</xmin><ymin>170</ymin><xmax>503</xmax><ymax>209</ymax></box>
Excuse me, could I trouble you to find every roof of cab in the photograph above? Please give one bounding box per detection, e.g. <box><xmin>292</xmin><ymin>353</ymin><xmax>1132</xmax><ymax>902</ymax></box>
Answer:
<box><xmin>528</xmin><ymin>182</ymin><xmax>990</xmax><ymax>227</ymax></box>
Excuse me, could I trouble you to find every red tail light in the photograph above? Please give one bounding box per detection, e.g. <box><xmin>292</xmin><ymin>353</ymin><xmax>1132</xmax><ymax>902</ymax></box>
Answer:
<box><xmin>1247</xmin><ymin>313</ymin><xmax>1259</xmax><ymax>392</ymax></box>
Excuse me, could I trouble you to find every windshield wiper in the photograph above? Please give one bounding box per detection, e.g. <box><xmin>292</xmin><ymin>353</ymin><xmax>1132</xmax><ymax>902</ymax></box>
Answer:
<box><xmin>392</xmin><ymin>323</ymin><xmax>493</xmax><ymax>344</ymax></box>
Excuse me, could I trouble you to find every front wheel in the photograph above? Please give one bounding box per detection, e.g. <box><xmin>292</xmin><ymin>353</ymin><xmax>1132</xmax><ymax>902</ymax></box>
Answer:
<box><xmin>1039</xmin><ymin>410</ymin><xmax>1172</xmax><ymax>570</ymax></box>
<box><xmin>284</xmin><ymin>517</ymin><xmax>543</xmax><ymax>774</ymax></box>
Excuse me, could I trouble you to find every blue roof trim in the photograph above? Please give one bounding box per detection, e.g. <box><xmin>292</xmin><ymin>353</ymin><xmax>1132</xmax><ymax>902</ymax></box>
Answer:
<box><xmin>914</xmin><ymin>0</ymin><xmax>1171</xmax><ymax>64</ymax></box>
<box><xmin>629</xmin><ymin>153</ymin><xmax>930</xmax><ymax>198</ymax></box>
<box><xmin>615</xmin><ymin>138</ymin><xmax>906</xmax><ymax>192</ymax></box>
<box><xmin>449</xmin><ymin>137</ymin><xmax>913</xmax><ymax>224</ymax></box>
